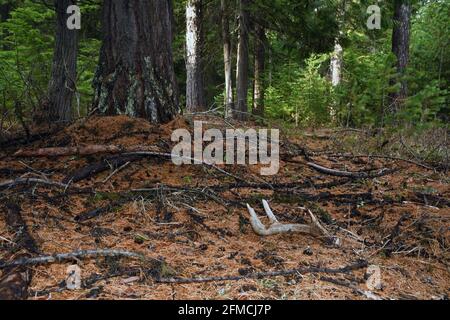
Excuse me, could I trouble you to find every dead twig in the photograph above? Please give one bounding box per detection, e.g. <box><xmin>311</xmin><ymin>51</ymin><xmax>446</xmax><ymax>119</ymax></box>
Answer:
<box><xmin>307</xmin><ymin>162</ymin><xmax>397</xmax><ymax>179</ymax></box>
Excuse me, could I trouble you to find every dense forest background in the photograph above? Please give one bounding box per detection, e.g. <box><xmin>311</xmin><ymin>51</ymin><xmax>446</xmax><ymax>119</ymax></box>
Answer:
<box><xmin>0</xmin><ymin>0</ymin><xmax>448</xmax><ymax>131</ymax></box>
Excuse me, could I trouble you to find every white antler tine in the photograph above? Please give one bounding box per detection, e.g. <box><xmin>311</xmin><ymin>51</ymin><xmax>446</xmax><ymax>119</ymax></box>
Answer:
<box><xmin>262</xmin><ymin>199</ymin><xmax>279</xmax><ymax>224</ymax></box>
<box><xmin>246</xmin><ymin>204</ymin><xmax>269</xmax><ymax>236</ymax></box>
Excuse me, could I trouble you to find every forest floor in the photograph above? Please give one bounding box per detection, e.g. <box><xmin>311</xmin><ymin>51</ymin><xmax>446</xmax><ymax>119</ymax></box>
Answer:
<box><xmin>0</xmin><ymin>115</ymin><xmax>448</xmax><ymax>300</ymax></box>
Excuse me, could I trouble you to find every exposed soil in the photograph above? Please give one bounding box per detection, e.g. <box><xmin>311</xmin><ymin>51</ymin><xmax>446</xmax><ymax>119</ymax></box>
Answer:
<box><xmin>0</xmin><ymin>115</ymin><xmax>448</xmax><ymax>300</ymax></box>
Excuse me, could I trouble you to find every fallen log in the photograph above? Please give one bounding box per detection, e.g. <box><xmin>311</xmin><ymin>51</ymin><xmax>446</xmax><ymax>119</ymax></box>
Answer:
<box><xmin>307</xmin><ymin>162</ymin><xmax>396</xmax><ymax>179</ymax></box>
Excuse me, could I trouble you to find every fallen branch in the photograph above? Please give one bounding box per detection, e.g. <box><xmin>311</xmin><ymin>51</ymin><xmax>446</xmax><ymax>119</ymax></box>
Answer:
<box><xmin>0</xmin><ymin>178</ymin><xmax>69</xmax><ymax>190</ymax></box>
<box><xmin>14</xmin><ymin>145</ymin><xmax>124</xmax><ymax>157</ymax></box>
<box><xmin>63</xmin><ymin>155</ymin><xmax>142</xmax><ymax>184</ymax></box>
<box><xmin>157</xmin><ymin>259</ymin><xmax>368</xmax><ymax>284</ymax></box>
<box><xmin>319</xmin><ymin>276</ymin><xmax>383</xmax><ymax>300</ymax></box>
<box><xmin>327</xmin><ymin>153</ymin><xmax>434</xmax><ymax>171</ymax></box>
<box><xmin>0</xmin><ymin>249</ymin><xmax>159</xmax><ymax>269</ymax></box>
<box><xmin>307</xmin><ymin>162</ymin><xmax>396</xmax><ymax>179</ymax></box>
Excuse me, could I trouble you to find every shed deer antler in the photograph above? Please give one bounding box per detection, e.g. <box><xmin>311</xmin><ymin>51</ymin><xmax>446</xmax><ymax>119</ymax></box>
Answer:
<box><xmin>246</xmin><ymin>200</ymin><xmax>340</xmax><ymax>245</ymax></box>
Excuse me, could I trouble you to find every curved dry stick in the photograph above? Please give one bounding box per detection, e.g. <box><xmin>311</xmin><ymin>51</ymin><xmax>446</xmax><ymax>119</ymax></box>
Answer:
<box><xmin>307</xmin><ymin>162</ymin><xmax>396</xmax><ymax>179</ymax></box>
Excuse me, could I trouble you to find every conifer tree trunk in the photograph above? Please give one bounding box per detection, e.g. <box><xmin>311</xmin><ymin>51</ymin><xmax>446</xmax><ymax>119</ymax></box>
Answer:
<box><xmin>47</xmin><ymin>0</ymin><xmax>78</xmax><ymax>123</ymax></box>
<box><xmin>235</xmin><ymin>0</ymin><xmax>250</xmax><ymax>120</ymax></box>
<box><xmin>186</xmin><ymin>0</ymin><xmax>206</xmax><ymax>112</ymax></box>
<box><xmin>253</xmin><ymin>24</ymin><xmax>266</xmax><ymax>116</ymax></box>
<box><xmin>92</xmin><ymin>0</ymin><xmax>179</xmax><ymax>124</ymax></box>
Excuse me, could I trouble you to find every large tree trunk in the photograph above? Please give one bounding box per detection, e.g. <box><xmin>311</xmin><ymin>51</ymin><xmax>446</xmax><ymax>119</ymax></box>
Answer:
<box><xmin>252</xmin><ymin>24</ymin><xmax>266</xmax><ymax>116</ymax></box>
<box><xmin>186</xmin><ymin>0</ymin><xmax>206</xmax><ymax>112</ymax></box>
<box><xmin>235</xmin><ymin>0</ymin><xmax>250</xmax><ymax>120</ymax></box>
<box><xmin>92</xmin><ymin>0</ymin><xmax>179</xmax><ymax>124</ymax></box>
<box><xmin>390</xmin><ymin>0</ymin><xmax>411</xmax><ymax>110</ymax></box>
<box><xmin>46</xmin><ymin>0</ymin><xmax>78</xmax><ymax>123</ymax></box>
<box><xmin>220</xmin><ymin>0</ymin><xmax>234</xmax><ymax>118</ymax></box>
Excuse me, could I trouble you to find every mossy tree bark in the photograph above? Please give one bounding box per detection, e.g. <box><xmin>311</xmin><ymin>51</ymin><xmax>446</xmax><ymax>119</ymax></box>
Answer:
<box><xmin>93</xmin><ymin>0</ymin><xmax>179</xmax><ymax>124</ymax></box>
